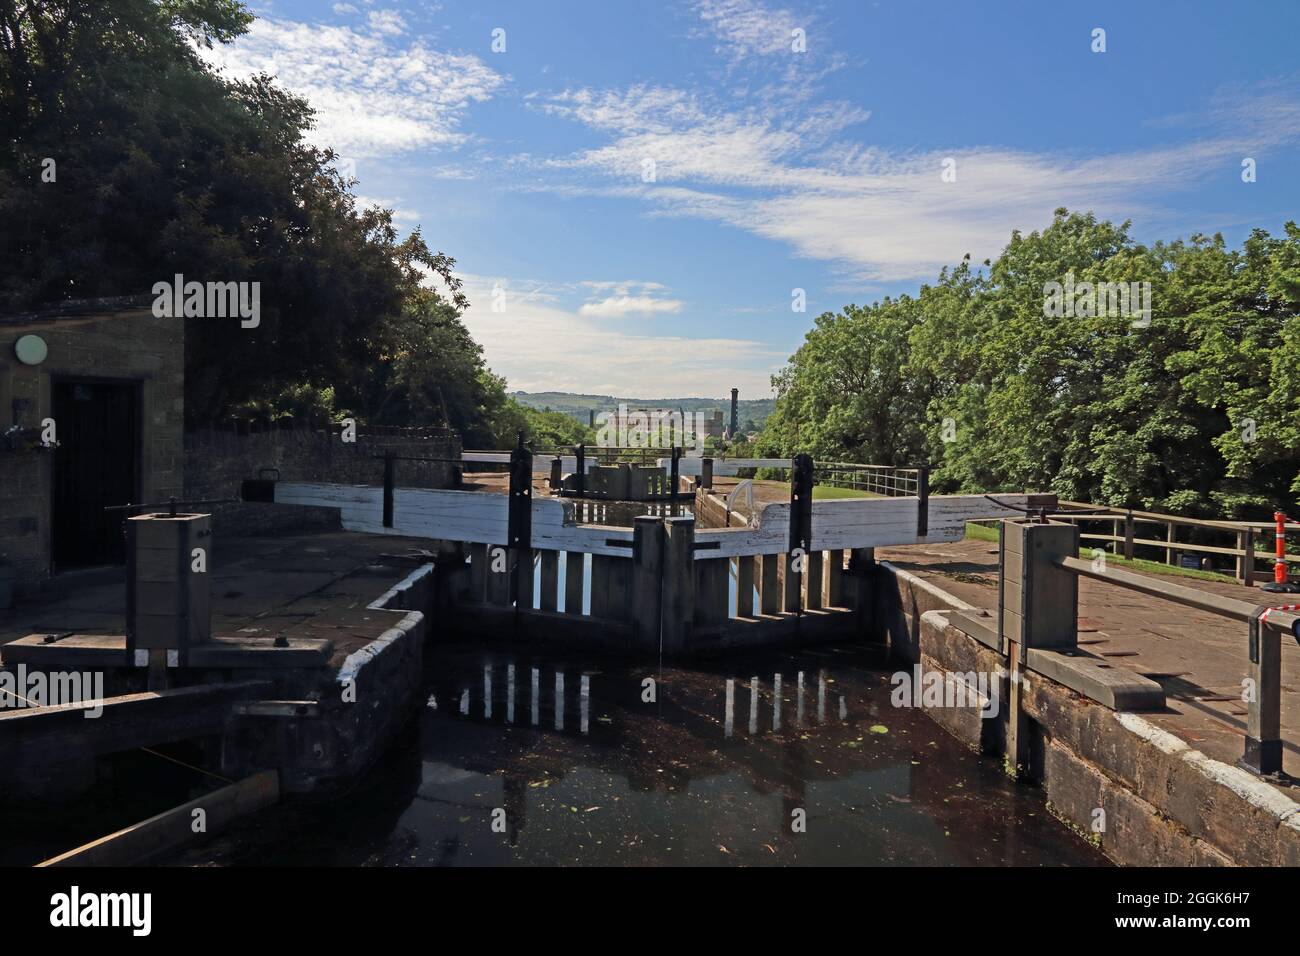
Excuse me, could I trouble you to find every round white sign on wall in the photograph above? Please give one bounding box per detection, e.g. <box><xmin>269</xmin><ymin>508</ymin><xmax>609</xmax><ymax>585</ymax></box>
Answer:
<box><xmin>14</xmin><ymin>334</ymin><xmax>48</xmax><ymax>366</ymax></box>
<box><xmin>13</xmin><ymin>335</ymin><xmax>47</xmax><ymax>366</ymax></box>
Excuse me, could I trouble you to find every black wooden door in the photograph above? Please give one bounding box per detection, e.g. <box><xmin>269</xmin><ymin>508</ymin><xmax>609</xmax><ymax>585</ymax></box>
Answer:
<box><xmin>51</xmin><ymin>380</ymin><xmax>139</xmax><ymax>568</ymax></box>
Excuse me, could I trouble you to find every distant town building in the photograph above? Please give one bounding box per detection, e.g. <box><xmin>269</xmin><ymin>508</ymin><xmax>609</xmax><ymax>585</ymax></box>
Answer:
<box><xmin>603</xmin><ymin>407</ymin><xmax>725</xmax><ymax>441</ymax></box>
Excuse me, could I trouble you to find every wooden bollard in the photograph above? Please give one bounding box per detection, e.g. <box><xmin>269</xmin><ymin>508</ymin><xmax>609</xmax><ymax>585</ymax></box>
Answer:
<box><xmin>632</xmin><ymin>516</ymin><xmax>664</xmax><ymax>651</ymax></box>
<box><xmin>782</xmin><ymin>552</ymin><xmax>801</xmax><ymax>613</ymax></box>
<box><xmin>468</xmin><ymin>542</ymin><xmax>488</xmax><ymax>602</ymax></box>
<box><xmin>786</xmin><ymin>453</ymin><xmax>814</xmax><ymax>615</ymax></box>
<box><xmin>827</xmin><ymin>549</ymin><xmax>847</xmax><ymax>606</ymax></box>
<box><xmin>999</xmin><ymin>519</ymin><xmax>1078</xmax><ymax>778</ymax></box>
<box><xmin>805</xmin><ymin>550</ymin><xmax>824</xmax><ymax>609</ymax></box>
<box><xmin>849</xmin><ymin>547</ymin><xmax>875</xmax><ymax>634</ymax></box>
<box><xmin>539</xmin><ymin>549</ymin><xmax>559</xmax><ymax>611</ymax></box>
<box><xmin>549</xmin><ymin>457</ymin><xmax>562</xmax><ymax>490</ymax></box>
<box><xmin>127</xmin><ymin>511</ymin><xmax>212</xmax><ymax>668</ymax></box>
<box><xmin>760</xmin><ymin>553</ymin><xmax>781</xmax><ymax>615</ymax></box>
<box><xmin>702</xmin><ymin>457</ymin><xmax>714</xmax><ymax>489</ymax></box>
<box><xmin>694</xmin><ymin>557</ymin><xmax>729</xmax><ymax>626</ymax></box>
<box><xmin>564</xmin><ymin>550</ymin><xmax>584</xmax><ymax>615</ymax></box>
<box><xmin>737</xmin><ymin>555</ymin><xmax>755</xmax><ymax>617</ymax></box>
<box><xmin>1244</xmin><ymin>608</ymin><xmax>1283</xmax><ymax>775</ymax></box>
<box><xmin>661</xmin><ymin>516</ymin><xmax>696</xmax><ymax>653</ymax></box>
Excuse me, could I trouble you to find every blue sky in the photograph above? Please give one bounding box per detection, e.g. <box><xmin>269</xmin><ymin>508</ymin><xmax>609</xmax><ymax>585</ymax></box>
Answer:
<box><xmin>206</xmin><ymin>0</ymin><xmax>1300</xmax><ymax>398</ymax></box>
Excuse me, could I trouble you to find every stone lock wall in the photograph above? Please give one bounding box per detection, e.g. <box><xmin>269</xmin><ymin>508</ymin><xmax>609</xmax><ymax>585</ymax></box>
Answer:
<box><xmin>872</xmin><ymin>559</ymin><xmax>1300</xmax><ymax>866</ymax></box>
<box><xmin>183</xmin><ymin>423</ymin><xmax>462</xmax><ymax>535</ymax></box>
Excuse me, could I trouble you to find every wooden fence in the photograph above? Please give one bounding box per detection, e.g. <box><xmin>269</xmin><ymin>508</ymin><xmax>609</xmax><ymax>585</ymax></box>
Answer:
<box><xmin>1048</xmin><ymin>501</ymin><xmax>1299</xmax><ymax>583</ymax></box>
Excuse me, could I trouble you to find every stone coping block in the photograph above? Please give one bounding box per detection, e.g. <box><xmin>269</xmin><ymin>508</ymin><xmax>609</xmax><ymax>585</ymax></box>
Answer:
<box><xmin>1026</xmin><ymin>646</ymin><xmax>1165</xmax><ymax>712</ymax></box>
<box><xmin>946</xmin><ymin>609</ymin><xmax>1165</xmax><ymax>711</ymax></box>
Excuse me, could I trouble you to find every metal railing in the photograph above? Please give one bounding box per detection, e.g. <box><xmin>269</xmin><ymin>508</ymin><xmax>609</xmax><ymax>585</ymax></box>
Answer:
<box><xmin>812</xmin><ymin>463</ymin><xmax>925</xmax><ymax>498</ymax></box>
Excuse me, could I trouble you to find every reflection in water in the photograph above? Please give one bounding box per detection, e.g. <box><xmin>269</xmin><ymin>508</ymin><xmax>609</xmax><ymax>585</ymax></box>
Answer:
<box><xmin>204</xmin><ymin>642</ymin><xmax>1107</xmax><ymax>867</ymax></box>
<box><xmin>724</xmin><ymin>679</ymin><xmax>735</xmax><ymax>738</ymax></box>
<box><xmin>459</xmin><ymin>665</ymin><xmax>590</xmax><ymax>735</ymax></box>
<box><xmin>773</xmin><ymin>673</ymin><xmax>782</xmax><ymax>732</ymax></box>
<box><xmin>580</xmin><ymin>674</ymin><xmax>590</xmax><ymax>735</ymax></box>
<box><xmin>554</xmin><ymin>672</ymin><xmax>564</xmax><ymax>731</ymax></box>
<box><xmin>748</xmin><ymin>675</ymin><xmax>758</xmax><ymax>735</ymax></box>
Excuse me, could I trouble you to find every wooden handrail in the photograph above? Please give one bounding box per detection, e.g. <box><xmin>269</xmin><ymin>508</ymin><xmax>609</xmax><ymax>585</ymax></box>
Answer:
<box><xmin>1058</xmin><ymin>500</ymin><xmax>1300</xmax><ymax>532</ymax></box>
<box><xmin>1056</xmin><ymin>555</ymin><xmax>1300</xmax><ymax>634</ymax></box>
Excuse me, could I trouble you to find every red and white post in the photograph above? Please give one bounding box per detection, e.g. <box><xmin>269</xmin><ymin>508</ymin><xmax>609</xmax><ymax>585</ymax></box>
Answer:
<box><xmin>1262</xmin><ymin>511</ymin><xmax>1299</xmax><ymax>594</ymax></box>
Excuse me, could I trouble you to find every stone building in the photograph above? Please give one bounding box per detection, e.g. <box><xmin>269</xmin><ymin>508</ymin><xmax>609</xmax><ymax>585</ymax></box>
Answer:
<box><xmin>0</xmin><ymin>298</ymin><xmax>184</xmax><ymax>597</ymax></box>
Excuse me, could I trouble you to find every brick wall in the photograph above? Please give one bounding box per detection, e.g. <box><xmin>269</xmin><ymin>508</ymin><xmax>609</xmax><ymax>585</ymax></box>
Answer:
<box><xmin>183</xmin><ymin>423</ymin><xmax>462</xmax><ymax>534</ymax></box>
<box><xmin>0</xmin><ymin>305</ymin><xmax>184</xmax><ymax>595</ymax></box>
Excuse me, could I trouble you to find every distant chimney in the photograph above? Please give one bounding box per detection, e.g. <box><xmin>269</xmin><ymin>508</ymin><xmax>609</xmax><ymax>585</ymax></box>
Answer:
<box><xmin>729</xmin><ymin>388</ymin><xmax>739</xmax><ymax>438</ymax></box>
<box><xmin>589</xmin><ymin>409</ymin><xmax>595</xmax><ymax>428</ymax></box>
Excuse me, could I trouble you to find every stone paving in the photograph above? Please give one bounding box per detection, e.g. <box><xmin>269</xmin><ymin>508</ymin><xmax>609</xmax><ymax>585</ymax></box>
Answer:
<box><xmin>877</xmin><ymin>537</ymin><xmax>1300</xmax><ymax>794</ymax></box>
<box><xmin>0</xmin><ymin>530</ymin><xmax>439</xmax><ymax>668</ymax></box>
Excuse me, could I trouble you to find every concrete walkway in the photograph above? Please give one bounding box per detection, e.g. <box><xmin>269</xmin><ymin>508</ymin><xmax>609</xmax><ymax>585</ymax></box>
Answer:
<box><xmin>0</xmin><ymin>531</ymin><xmax>439</xmax><ymax>668</ymax></box>
<box><xmin>877</xmin><ymin>537</ymin><xmax>1300</xmax><ymax>796</ymax></box>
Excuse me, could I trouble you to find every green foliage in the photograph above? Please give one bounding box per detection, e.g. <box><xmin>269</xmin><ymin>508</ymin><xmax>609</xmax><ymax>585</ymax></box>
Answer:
<box><xmin>457</xmin><ymin>398</ymin><xmax>596</xmax><ymax>451</ymax></box>
<box><xmin>765</xmin><ymin>210</ymin><xmax>1300</xmax><ymax>518</ymax></box>
<box><xmin>758</xmin><ymin>294</ymin><xmax>930</xmax><ymax>465</ymax></box>
<box><xmin>0</xmin><ymin>0</ymin><xmax>507</xmax><ymax>439</ymax></box>
<box><xmin>516</xmin><ymin>405</ymin><xmax>596</xmax><ymax>450</ymax></box>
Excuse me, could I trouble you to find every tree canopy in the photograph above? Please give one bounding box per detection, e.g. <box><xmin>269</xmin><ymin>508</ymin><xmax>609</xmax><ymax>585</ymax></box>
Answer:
<box><xmin>759</xmin><ymin>210</ymin><xmax>1300</xmax><ymax>518</ymax></box>
<box><xmin>0</xmin><ymin>0</ymin><xmax>517</xmax><ymax>438</ymax></box>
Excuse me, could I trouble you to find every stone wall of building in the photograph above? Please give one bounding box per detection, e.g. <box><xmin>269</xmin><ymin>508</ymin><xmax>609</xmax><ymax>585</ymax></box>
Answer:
<box><xmin>183</xmin><ymin>422</ymin><xmax>462</xmax><ymax>535</ymax></box>
<box><xmin>0</xmin><ymin>304</ymin><xmax>184</xmax><ymax>595</ymax></box>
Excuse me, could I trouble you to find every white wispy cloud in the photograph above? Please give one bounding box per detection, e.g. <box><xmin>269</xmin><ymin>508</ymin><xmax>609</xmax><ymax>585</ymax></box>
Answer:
<box><xmin>200</xmin><ymin>17</ymin><xmax>504</xmax><ymax>158</ymax></box>
<box><xmin>446</xmin><ymin>274</ymin><xmax>778</xmax><ymax>396</ymax></box>
<box><xmin>366</xmin><ymin>9</ymin><xmax>406</xmax><ymax>36</ymax></box>
<box><xmin>580</xmin><ymin>280</ymin><xmax>667</xmax><ymax>293</ymax></box>
<box><xmin>530</xmin><ymin>77</ymin><xmax>1300</xmax><ymax>283</ymax></box>
<box><xmin>578</xmin><ymin>295</ymin><xmax>684</xmax><ymax>318</ymax></box>
<box><xmin>693</xmin><ymin>0</ymin><xmax>807</xmax><ymax>59</ymax></box>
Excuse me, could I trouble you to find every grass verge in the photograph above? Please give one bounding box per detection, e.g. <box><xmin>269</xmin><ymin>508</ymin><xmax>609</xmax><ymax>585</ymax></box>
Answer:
<box><xmin>963</xmin><ymin>521</ymin><xmax>1242</xmax><ymax>583</ymax></box>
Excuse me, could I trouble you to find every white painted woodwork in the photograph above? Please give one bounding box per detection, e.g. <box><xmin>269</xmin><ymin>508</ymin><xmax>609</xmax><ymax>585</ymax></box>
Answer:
<box><xmin>274</xmin><ymin>481</ymin><xmax>1042</xmax><ymax>558</ymax></box>
<box><xmin>659</xmin><ymin>457</ymin><xmax>788</xmax><ymax>477</ymax></box>
<box><xmin>463</xmin><ymin>453</ymin><xmax>592</xmax><ymax>475</ymax></box>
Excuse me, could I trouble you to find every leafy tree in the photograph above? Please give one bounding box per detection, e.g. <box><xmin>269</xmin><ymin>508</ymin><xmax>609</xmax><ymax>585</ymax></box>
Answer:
<box><xmin>514</xmin><ymin>405</ymin><xmax>595</xmax><ymax>450</ymax></box>
<box><xmin>0</xmin><ymin>0</ymin><xmax>501</xmax><ymax>435</ymax></box>
<box><xmin>764</xmin><ymin>209</ymin><xmax>1300</xmax><ymax>518</ymax></box>
<box><xmin>758</xmin><ymin>294</ymin><xmax>930</xmax><ymax>466</ymax></box>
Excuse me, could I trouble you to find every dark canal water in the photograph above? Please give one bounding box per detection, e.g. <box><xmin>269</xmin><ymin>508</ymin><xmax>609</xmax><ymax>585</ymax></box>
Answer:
<box><xmin>191</xmin><ymin>641</ymin><xmax>1105</xmax><ymax>867</ymax></box>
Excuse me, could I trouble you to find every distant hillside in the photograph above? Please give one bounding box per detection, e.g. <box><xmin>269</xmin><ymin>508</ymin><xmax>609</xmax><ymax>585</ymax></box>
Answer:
<box><xmin>512</xmin><ymin>391</ymin><xmax>775</xmax><ymax>429</ymax></box>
